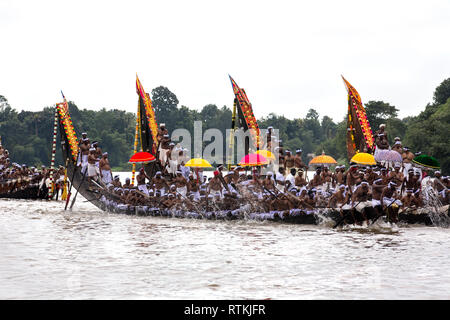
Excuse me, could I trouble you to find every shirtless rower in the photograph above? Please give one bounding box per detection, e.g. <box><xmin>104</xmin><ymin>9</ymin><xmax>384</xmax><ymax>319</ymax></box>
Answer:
<box><xmin>321</xmin><ymin>166</ymin><xmax>333</xmax><ymax>190</ymax></box>
<box><xmin>328</xmin><ymin>184</ymin><xmax>350</xmax><ymax>208</ymax></box>
<box><xmin>400</xmin><ymin>189</ymin><xmax>420</xmax><ymax>211</ymax></box>
<box><xmin>136</xmin><ymin>168</ymin><xmax>151</xmax><ymax>196</ymax></box>
<box><xmin>174</xmin><ymin>171</ymin><xmax>188</xmax><ymax>197</ymax></box>
<box><xmin>346</xmin><ymin>165</ymin><xmax>359</xmax><ymax>193</ymax></box>
<box><xmin>80</xmin><ymin>138</ymin><xmax>90</xmax><ymax>172</ymax></box>
<box><xmin>208</xmin><ymin>171</ymin><xmax>223</xmax><ymax>198</ymax></box>
<box><xmin>87</xmin><ymin>148</ymin><xmax>99</xmax><ymax>185</ymax></box>
<box><xmin>364</xmin><ymin>166</ymin><xmax>378</xmax><ymax>185</ymax></box>
<box><xmin>351</xmin><ymin>181</ymin><xmax>372</xmax><ymax>225</ymax></box>
<box><xmin>187</xmin><ymin>174</ymin><xmax>200</xmax><ymax>200</ymax></box>
<box><xmin>152</xmin><ymin>171</ymin><xmax>169</xmax><ymax>196</ymax></box>
<box><xmin>294</xmin><ymin>149</ymin><xmax>308</xmax><ymax>179</ymax></box>
<box><xmin>99</xmin><ymin>152</ymin><xmax>113</xmax><ymax>185</ymax></box>
<box><xmin>284</xmin><ymin>150</ymin><xmax>295</xmax><ymax>176</ymax></box>
<box><xmin>389</xmin><ymin>163</ymin><xmax>404</xmax><ymax>189</ymax></box>
<box><xmin>402</xmin><ymin>147</ymin><xmax>414</xmax><ymax>174</ymax></box>
<box><xmin>295</xmin><ymin>169</ymin><xmax>308</xmax><ymax>188</ymax></box>
<box><xmin>123</xmin><ymin>177</ymin><xmax>132</xmax><ymax>189</ymax></box>
<box><xmin>310</xmin><ymin>167</ymin><xmax>323</xmax><ymax>188</ymax></box>
<box><xmin>401</xmin><ymin>169</ymin><xmax>418</xmax><ymax>194</ymax></box>
<box><xmin>381</xmin><ymin>181</ymin><xmax>402</xmax><ymax>223</ymax></box>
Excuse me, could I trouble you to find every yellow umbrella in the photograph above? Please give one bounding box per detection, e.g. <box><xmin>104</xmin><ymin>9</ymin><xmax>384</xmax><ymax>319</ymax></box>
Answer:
<box><xmin>309</xmin><ymin>152</ymin><xmax>337</xmax><ymax>166</ymax></box>
<box><xmin>256</xmin><ymin>149</ymin><xmax>275</xmax><ymax>160</ymax></box>
<box><xmin>350</xmin><ymin>152</ymin><xmax>376</xmax><ymax>165</ymax></box>
<box><xmin>184</xmin><ymin>158</ymin><xmax>213</xmax><ymax>168</ymax></box>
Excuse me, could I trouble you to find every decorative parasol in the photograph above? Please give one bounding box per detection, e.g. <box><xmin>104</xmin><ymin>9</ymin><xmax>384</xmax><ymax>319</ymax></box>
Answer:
<box><xmin>350</xmin><ymin>152</ymin><xmax>376</xmax><ymax>166</ymax></box>
<box><xmin>309</xmin><ymin>152</ymin><xmax>337</xmax><ymax>166</ymax></box>
<box><xmin>238</xmin><ymin>153</ymin><xmax>268</xmax><ymax>167</ymax></box>
<box><xmin>412</xmin><ymin>154</ymin><xmax>440</xmax><ymax>169</ymax></box>
<box><xmin>128</xmin><ymin>151</ymin><xmax>156</xmax><ymax>163</ymax></box>
<box><xmin>184</xmin><ymin>158</ymin><xmax>213</xmax><ymax>168</ymax></box>
<box><xmin>374</xmin><ymin>149</ymin><xmax>403</xmax><ymax>163</ymax></box>
<box><xmin>256</xmin><ymin>149</ymin><xmax>275</xmax><ymax>161</ymax></box>
<box><xmin>184</xmin><ymin>158</ymin><xmax>213</xmax><ymax>183</ymax></box>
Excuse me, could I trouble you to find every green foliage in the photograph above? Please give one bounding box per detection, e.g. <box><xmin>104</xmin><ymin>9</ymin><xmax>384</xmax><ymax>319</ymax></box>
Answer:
<box><xmin>364</xmin><ymin>100</ymin><xmax>399</xmax><ymax>131</ymax></box>
<box><xmin>403</xmin><ymin>99</ymin><xmax>450</xmax><ymax>173</ymax></box>
<box><xmin>433</xmin><ymin>78</ymin><xmax>450</xmax><ymax>106</ymax></box>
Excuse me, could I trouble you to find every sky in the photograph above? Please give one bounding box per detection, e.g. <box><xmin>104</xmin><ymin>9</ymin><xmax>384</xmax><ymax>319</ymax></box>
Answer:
<box><xmin>1</xmin><ymin>0</ymin><xmax>450</xmax><ymax>122</ymax></box>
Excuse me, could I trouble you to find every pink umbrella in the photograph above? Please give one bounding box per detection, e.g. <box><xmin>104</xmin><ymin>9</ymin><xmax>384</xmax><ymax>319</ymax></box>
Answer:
<box><xmin>238</xmin><ymin>153</ymin><xmax>268</xmax><ymax>166</ymax></box>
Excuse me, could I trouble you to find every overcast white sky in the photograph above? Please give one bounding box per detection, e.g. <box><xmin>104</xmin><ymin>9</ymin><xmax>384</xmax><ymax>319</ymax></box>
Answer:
<box><xmin>1</xmin><ymin>0</ymin><xmax>450</xmax><ymax>122</ymax></box>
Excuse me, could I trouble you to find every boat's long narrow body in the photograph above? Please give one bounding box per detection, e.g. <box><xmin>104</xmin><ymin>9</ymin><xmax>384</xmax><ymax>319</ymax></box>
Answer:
<box><xmin>56</xmin><ymin>97</ymin><xmax>438</xmax><ymax>226</ymax></box>
<box><xmin>0</xmin><ymin>184</ymin><xmax>48</xmax><ymax>199</ymax></box>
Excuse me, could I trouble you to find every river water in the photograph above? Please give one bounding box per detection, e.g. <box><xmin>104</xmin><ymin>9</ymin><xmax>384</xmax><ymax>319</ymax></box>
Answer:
<box><xmin>1</xmin><ymin>197</ymin><xmax>450</xmax><ymax>300</ymax></box>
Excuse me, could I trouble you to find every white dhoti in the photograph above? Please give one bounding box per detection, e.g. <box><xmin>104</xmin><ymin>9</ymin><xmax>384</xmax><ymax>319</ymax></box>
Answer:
<box><xmin>138</xmin><ymin>184</ymin><xmax>149</xmax><ymax>196</ymax></box>
<box><xmin>403</xmin><ymin>162</ymin><xmax>412</xmax><ymax>175</ymax></box>
<box><xmin>101</xmin><ymin>170</ymin><xmax>112</xmax><ymax>184</ymax></box>
<box><xmin>355</xmin><ymin>200</ymin><xmax>373</xmax><ymax>213</ymax></box>
<box><xmin>168</xmin><ymin>159</ymin><xmax>178</xmax><ymax>175</ymax></box>
<box><xmin>159</xmin><ymin>147</ymin><xmax>169</xmax><ymax>165</ymax></box>
<box><xmin>87</xmin><ymin>163</ymin><xmax>98</xmax><ymax>177</ymax></box>
<box><xmin>382</xmin><ymin>197</ymin><xmax>402</xmax><ymax>207</ymax></box>
<box><xmin>155</xmin><ymin>187</ymin><xmax>165</xmax><ymax>197</ymax></box>
<box><xmin>341</xmin><ymin>204</ymin><xmax>352</xmax><ymax>210</ymax></box>
<box><xmin>372</xmin><ymin>199</ymin><xmax>381</xmax><ymax>206</ymax></box>
<box><xmin>177</xmin><ymin>186</ymin><xmax>187</xmax><ymax>197</ymax></box>
<box><xmin>191</xmin><ymin>191</ymin><xmax>200</xmax><ymax>201</ymax></box>
<box><xmin>81</xmin><ymin>154</ymin><xmax>88</xmax><ymax>173</ymax></box>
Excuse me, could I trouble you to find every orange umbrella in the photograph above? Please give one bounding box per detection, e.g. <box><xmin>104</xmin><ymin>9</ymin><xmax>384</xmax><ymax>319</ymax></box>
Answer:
<box><xmin>309</xmin><ymin>152</ymin><xmax>337</xmax><ymax>166</ymax></box>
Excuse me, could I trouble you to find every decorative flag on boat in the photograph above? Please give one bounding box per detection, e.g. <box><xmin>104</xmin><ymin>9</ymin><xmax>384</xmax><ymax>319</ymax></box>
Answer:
<box><xmin>136</xmin><ymin>75</ymin><xmax>158</xmax><ymax>154</ymax></box>
<box><xmin>342</xmin><ymin>76</ymin><xmax>374</xmax><ymax>160</ymax></box>
<box><xmin>229</xmin><ymin>75</ymin><xmax>261</xmax><ymax>150</ymax></box>
<box><xmin>56</xmin><ymin>98</ymin><xmax>78</xmax><ymax>161</ymax></box>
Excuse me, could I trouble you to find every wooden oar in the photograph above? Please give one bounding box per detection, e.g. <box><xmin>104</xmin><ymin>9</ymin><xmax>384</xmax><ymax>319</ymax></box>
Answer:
<box><xmin>69</xmin><ymin>170</ymin><xmax>87</xmax><ymax>210</ymax></box>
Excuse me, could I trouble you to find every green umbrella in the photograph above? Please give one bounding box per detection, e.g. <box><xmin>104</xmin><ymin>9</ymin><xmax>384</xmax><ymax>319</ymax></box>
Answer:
<box><xmin>411</xmin><ymin>154</ymin><xmax>440</xmax><ymax>169</ymax></box>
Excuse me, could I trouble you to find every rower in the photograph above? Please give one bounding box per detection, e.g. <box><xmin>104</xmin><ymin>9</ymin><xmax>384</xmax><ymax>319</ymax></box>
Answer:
<box><xmin>152</xmin><ymin>171</ymin><xmax>169</xmax><ymax>196</ymax></box>
<box><xmin>346</xmin><ymin>165</ymin><xmax>359</xmax><ymax>192</ymax></box>
<box><xmin>175</xmin><ymin>171</ymin><xmax>188</xmax><ymax>197</ymax></box>
<box><xmin>275</xmin><ymin>167</ymin><xmax>285</xmax><ymax>192</ymax></box>
<box><xmin>328</xmin><ymin>184</ymin><xmax>349</xmax><ymax>208</ymax></box>
<box><xmin>433</xmin><ymin>171</ymin><xmax>445</xmax><ymax>192</ymax></box>
<box><xmin>123</xmin><ymin>178</ymin><xmax>132</xmax><ymax>189</ymax></box>
<box><xmin>208</xmin><ymin>171</ymin><xmax>223</xmax><ymax>198</ymax></box>
<box><xmin>187</xmin><ymin>173</ymin><xmax>200</xmax><ymax>201</ymax></box>
<box><xmin>381</xmin><ymin>181</ymin><xmax>402</xmax><ymax>223</ymax></box>
<box><xmin>285</xmin><ymin>168</ymin><xmax>296</xmax><ymax>192</ymax></box>
<box><xmin>310</xmin><ymin>167</ymin><xmax>323</xmax><ymax>188</ymax></box>
<box><xmin>99</xmin><ymin>152</ymin><xmax>113</xmax><ymax>185</ymax></box>
<box><xmin>284</xmin><ymin>150</ymin><xmax>295</xmax><ymax>176</ymax></box>
<box><xmin>87</xmin><ymin>147</ymin><xmax>99</xmax><ymax>185</ymax></box>
<box><xmin>136</xmin><ymin>168</ymin><xmax>151</xmax><ymax>196</ymax></box>
<box><xmin>80</xmin><ymin>138</ymin><xmax>90</xmax><ymax>173</ymax></box>
<box><xmin>351</xmin><ymin>181</ymin><xmax>372</xmax><ymax>225</ymax></box>
<box><xmin>294</xmin><ymin>149</ymin><xmax>308</xmax><ymax>179</ymax></box>
<box><xmin>112</xmin><ymin>175</ymin><xmax>122</xmax><ymax>187</ymax></box>
<box><xmin>400</xmin><ymin>188</ymin><xmax>420</xmax><ymax>210</ymax></box>
<box><xmin>294</xmin><ymin>169</ymin><xmax>308</xmax><ymax>188</ymax></box>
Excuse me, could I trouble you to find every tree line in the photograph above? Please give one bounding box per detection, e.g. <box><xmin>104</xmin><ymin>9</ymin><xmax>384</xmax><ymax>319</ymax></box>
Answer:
<box><xmin>1</xmin><ymin>78</ymin><xmax>449</xmax><ymax>173</ymax></box>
